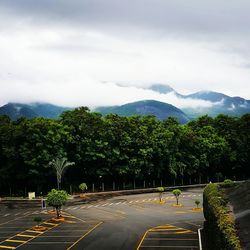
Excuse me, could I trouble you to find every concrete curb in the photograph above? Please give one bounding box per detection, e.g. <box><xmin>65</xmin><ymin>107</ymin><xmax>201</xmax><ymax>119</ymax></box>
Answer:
<box><xmin>198</xmin><ymin>228</ymin><xmax>203</xmax><ymax>250</ymax></box>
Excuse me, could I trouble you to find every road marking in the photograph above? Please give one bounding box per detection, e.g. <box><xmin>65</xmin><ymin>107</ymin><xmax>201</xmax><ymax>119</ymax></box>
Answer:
<box><xmin>67</xmin><ymin>222</ymin><xmax>103</xmax><ymax>250</ymax></box>
<box><xmin>136</xmin><ymin>229</ymin><xmax>149</xmax><ymax>250</ymax></box>
<box><xmin>137</xmin><ymin>224</ymin><xmax>198</xmax><ymax>249</ymax></box>
<box><xmin>43</xmin><ymin>222</ymin><xmax>57</xmax><ymax>226</ymax></box>
<box><xmin>0</xmin><ymin>245</ymin><xmax>16</xmax><ymax>249</ymax></box>
<box><xmin>26</xmin><ymin>230</ymin><xmax>43</xmax><ymax>234</ymax></box>
<box><xmin>16</xmin><ymin>234</ymin><xmax>35</xmax><ymax>238</ymax></box>
<box><xmin>6</xmin><ymin>239</ymin><xmax>26</xmax><ymax>243</ymax></box>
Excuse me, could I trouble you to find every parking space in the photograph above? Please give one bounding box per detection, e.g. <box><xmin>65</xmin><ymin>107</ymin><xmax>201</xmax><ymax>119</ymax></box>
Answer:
<box><xmin>0</xmin><ymin>189</ymin><xmax>204</xmax><ymax>250</ymax></box>
<box><xmin>137</xmin><ymin>224</ymin><xmax>199</xmax><ymax>250</ymax></box>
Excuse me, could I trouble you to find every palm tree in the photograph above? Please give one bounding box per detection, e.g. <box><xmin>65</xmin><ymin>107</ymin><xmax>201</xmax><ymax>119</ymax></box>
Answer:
<box><xmin>49</xmin><ymin>157</ymin><xmax>75</xmax><ymax>189</ymax></box>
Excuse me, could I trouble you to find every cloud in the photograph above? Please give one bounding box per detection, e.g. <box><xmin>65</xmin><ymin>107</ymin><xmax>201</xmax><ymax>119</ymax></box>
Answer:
<box><xmin>0</xmin><ymin>0</ymin><xmax>250</xmax><ymax>106</ymax></box>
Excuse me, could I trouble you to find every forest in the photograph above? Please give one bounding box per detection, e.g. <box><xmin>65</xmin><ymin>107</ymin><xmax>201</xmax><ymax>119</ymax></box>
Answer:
<box><xmin>0</xmin><ymin>107</ymin><xmax>249</xmax><ymax>195</ymax></box>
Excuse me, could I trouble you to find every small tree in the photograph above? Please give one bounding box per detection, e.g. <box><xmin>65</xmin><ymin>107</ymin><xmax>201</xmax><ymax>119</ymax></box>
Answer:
<box><xmin>49</xmin><ymin>157</ymin><xmax>74</xmax><ymax>190</ymax></box>
<box><xmin>47</xmin><ymin>189</ymin><xmax>68</xmax><ymax>218</ymax></box>
<box><xmin>79</xmin><ymin>183</ymin><xmax>88</xmax><ymax>193</ymax></box>
<box><xmin>157</xmin><ymin>187</ymin><xmax>165</xmax><ymax>202</ymax></box>
<box><xmin>195</xmin><ymin>200</ymin><xmax>200</xmax><ymax>208</ymax></box>
<box><xmin>172</xmin><ymin>189</ymin><xmax>181</xmax><ymax>205</ymax></box>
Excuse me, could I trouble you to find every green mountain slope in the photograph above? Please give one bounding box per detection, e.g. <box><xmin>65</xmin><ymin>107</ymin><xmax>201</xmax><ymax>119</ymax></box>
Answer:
<box><xmin>0</xmin><ymin>103</ymin><xmax>70</xmax><ymax>120</ymax></box>
<box><xmin>95</xmin><ymin>100</ymin><xmax>190</xmax><ymax>123</ymax></box>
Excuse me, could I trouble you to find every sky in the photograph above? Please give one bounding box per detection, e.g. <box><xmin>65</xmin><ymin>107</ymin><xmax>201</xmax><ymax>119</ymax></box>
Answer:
<box><xmin>0</xmin><ymin>0</ymin><xmax>250</xmax><ymax>108</ymax></box>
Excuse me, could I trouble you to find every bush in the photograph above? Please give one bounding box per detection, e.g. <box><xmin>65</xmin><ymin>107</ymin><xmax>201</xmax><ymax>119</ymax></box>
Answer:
<box><xmin>47</xmin><ymin>189</ymin><xmax>69</xmax><ymax>218</ymax></box>
<box><xmin>195</xmin><ymin>200</ymin><xmax>200</xmax><ymax>208</ymax></box>
<box><xmin>172</xmin><ymin>189</ymin><xmax>181</xmax><ymax>205</ymax></box>
<box><xmin>203</xmin><ymin>183</ymin><xmax>241</xmax><ymax>250</ymax></box>
<box><xmin>157</xmin><ymin>187</ymin><xmax>165</xmax><ymax>202</ymax></box>
<box><xmin>79</xmin><ymin>183</ymin><xmax>88</xmax><ymax>192</ymax></box>
<box><xmin>33</xmin><ymin>217</ymin><xmax>42</xmax><ymax>223</ymax></box>
<box><xmin>221</xmin><ymin>179</ymin><xmax>235</xmax><ymax>188</ymax></box>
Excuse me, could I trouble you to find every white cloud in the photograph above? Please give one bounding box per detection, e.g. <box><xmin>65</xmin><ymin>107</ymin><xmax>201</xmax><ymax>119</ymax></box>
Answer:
<box><xmin>1</xmin><ymin>1</ymin><xmax>250</xmax><ymax>108</ymax></box>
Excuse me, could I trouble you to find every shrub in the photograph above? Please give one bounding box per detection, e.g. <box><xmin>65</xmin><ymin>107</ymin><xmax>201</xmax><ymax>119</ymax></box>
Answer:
<box><xmin>195</xmin><ymin>200</ymin><xmax>200</xmax><ymax>208</ymax></box>
<box><xmin>156</xmin><ymin>187</ymin><xmax>165</xmax><ymax>202</ymax></box>
<box><xmin>47</xmin><ymin>189</ymin><xmax>69</xmax><ymax>218</ymax></box>
<box><xmin>172</xmin><ymin>189</ymin><xmax>181</xmax><ymax>205</ymax></box>
<box><xmin>33</xmin><ymin>217</ymin><xmax>42</xmax><ymax>223</ymax></box>
<box><xmin>203</xmin><ymin>183</ymin><xmax>241</xmax><ymax>250</ymax></box>
<box><xmin>221</xmin><ymin>179</ymin><xmax>235</xmax><ymax>188</ymax></box>
<box><xmin>79</xmin><ymin>183</ymin><xmax>88</xmax><ymax>192</ymax></box>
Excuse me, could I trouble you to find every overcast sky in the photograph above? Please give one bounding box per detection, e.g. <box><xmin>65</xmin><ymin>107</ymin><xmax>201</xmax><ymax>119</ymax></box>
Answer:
<box><xmin>0</xmin><ymin>0</ymin><xmax>250</xmax><ymax>108</ymax></box>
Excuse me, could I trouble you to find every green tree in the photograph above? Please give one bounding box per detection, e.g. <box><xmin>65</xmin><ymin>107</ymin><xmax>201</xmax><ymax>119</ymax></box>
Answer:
<box><xmin>172</xmin><ymin>189</ymin><xmax>181</xmax><ymax>205</ymax></box>
<box><xmin>79</xmin><ymin>183</ymin><xmax>88</xmax><ymax>192</ymax></box>
<box><xmin>195</xmin><ymin>200</ymin><xmax>200</xmax><ymax>208</ymax></box>
<box><xmin>47</xmin><ymin>189</ymin><xmax>68</xmax><ymax>218</ymax></box>
<box><xmin>157</xmin><ymin>187</ymin><xmax>165</xmax><ymax>202</ymax></box>
<box><xmin>49</xmin><ymin>157</ymin><xmax>74</xmax><ymax>189</ymax></box>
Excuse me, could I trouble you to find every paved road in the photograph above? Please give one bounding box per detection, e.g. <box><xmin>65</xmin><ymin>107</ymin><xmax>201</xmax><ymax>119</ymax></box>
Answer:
<box><xmin>0</xmin><ymin>188</ymin><xmax>204</xmax><ymax>250</ymax></box>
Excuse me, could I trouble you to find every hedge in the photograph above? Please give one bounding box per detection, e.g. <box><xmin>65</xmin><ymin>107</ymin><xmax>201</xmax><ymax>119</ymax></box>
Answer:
<box><xmin>203</xmin><ymin>183</ymin><xmax>241</xmax><ymax>250</ymax></box>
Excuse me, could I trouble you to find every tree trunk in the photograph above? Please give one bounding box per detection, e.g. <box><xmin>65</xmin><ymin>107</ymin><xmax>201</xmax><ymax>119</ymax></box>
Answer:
<box><xmin>56</xmin><ymin>207</ymin><xmax>60</xmax><ymax>218</ymax></box>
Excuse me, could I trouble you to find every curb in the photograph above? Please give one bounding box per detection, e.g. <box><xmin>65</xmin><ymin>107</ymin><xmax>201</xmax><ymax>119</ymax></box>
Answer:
<box><xmin>198</xmin><ymin>228</ymin><xmax>203</xmax><ymax>250</ymax></box>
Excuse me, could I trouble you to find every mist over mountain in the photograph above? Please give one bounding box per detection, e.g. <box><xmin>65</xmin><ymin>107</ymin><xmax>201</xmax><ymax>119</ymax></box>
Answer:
<box><xmin>148</xmin><ymin>84</ymin><xmax>250</xmax><ymax>118</ymax></box>
<box><xmin>1</xmin><ymin>84</ymin><xmax>250</xmax><ymax>121</ymax></box>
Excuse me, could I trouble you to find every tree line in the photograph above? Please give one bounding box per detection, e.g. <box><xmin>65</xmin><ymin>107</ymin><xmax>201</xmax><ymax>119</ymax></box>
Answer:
<box><xmin>0</xmin><ymin>107</ymin><xmax>249</xmax><ymax>195</ymax></box>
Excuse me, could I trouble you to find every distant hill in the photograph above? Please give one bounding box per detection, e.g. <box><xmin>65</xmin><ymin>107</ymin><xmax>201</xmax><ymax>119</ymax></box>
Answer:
<box><xmin>95</xmin><ymin>100</ymin><xmax>190</xmax><ymax>123</ymax></box>
<box><xmin>0</xmin><ymin>103</ymin><xmax>70</xmax><ymax>120</ymax></box>
<box><xmin>148</xmin><ymin>84</ymin><xmax>250</xmax><ymax>118</ymax></box>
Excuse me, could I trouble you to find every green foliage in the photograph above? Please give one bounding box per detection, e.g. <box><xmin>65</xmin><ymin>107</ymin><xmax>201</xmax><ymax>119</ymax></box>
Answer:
<box><xmin>47</xmin><ymin>189</ymin><xmax>68</xmax><ymax>207</ymax></box>
<box><xmin>221</xmin><ymin>179</ymin><xmax>235</xmax><ymax>188</ymax></box>
<box><xmin>0</xmin><ymin>110</ymin><xmax>250</xmax><ymax>195</ymax></box>
<box><xmin>203</xmin><ymin>183</ymin><xmax>241</xmax><ymax>250</ymax></box>
<box><xmin>79</xmin><ymin>183</ymin><xmax>88</xmax><ymax>192</ymax></box>
<box><xmin>49</xmin><ymin>157</ymin><xmax>75</xmax><ymax>189</ymax></box>
<box><xmin>172</xmin><ymin>189</ymin><xmax>181</xmax><ymax>196</ymax></box>
<box><xmin>172</xmin><ymin>189</ymin><xmax>181</xmax><ymax>205</ymax></box>
<box><xmin>157</xmin><ymin>187</ymin><xmax>165</xmax><ymax>192</ymax></box>
<box><xmin>33</xmin><ymin>217</ymin><xmax>42</xmax><ymax>223</ymax></box>
<box><xmin>47</xmin><ymin>189</ymin><xmax>68</xmax><ymax>218</ymax></box>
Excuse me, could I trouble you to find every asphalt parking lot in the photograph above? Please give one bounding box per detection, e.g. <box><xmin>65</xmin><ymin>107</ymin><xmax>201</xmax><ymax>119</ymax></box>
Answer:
<box><xmin>0</xmin><ymin>188</ymin><xmax>204</xmax><ymax>250</ymax></box>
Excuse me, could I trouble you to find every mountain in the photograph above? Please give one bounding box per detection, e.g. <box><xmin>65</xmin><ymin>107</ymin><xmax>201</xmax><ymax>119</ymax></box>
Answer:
<box><xmin>148</xmin><ymin>84</ymin><xmax>250</xmax><ymax>118</ymax></box>
<box><xmin>182</xmin><ymin>90</ymin><xmax>250</xmax><ymax>118</ymax></box>
<box><xmin>0</xmin><ymin>103</ymin><xmax>70</xmax><ymax>120</ymax></box>
<box><xmin>148</xmin><ymin>84</ymin><xmax>175</xmax><ymax>94</ymax></box>
<box><xmin>95</xmin><ymin>100</ymin><xmax>190</xmax><ymax>123</ymax></box>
